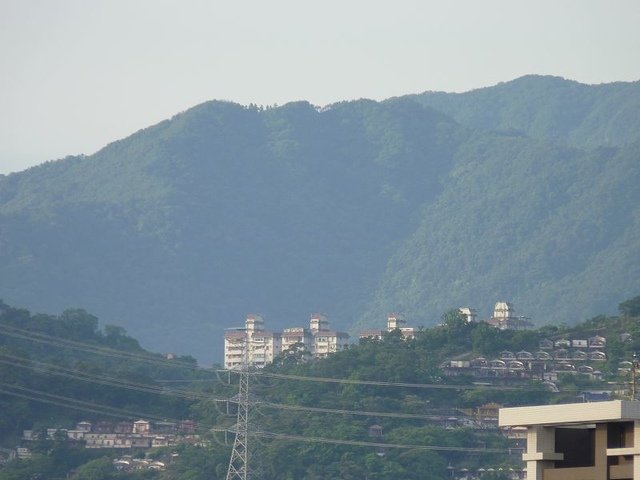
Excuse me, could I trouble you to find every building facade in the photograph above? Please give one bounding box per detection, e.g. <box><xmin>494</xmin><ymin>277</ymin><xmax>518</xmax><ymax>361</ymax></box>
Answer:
<box><xmin>359</xmin><ymin>313</ymin><xmax>416</xmax><ymax>340</ymax></box>
<box><xmin>487</xmin><ymin>301</ymin><xmax>532</xmax><ymax>330</ymax></box>
<box><xmin>500</xmin><ymin>400</ymin><xmax>640</xmax><ymax>480</ymax></box>
<box><xmin>223</xmin><ymin>314</ymin><xmax>349</xmax><ymax>368</ymax></box>
<box><xmin>223</xmin><ymin>315</ymin><xmax>282</xmax><ymax>369</ymax></box>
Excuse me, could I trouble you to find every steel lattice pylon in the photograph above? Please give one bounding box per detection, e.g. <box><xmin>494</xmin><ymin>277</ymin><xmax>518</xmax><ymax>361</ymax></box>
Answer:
<box><xmin>226</xmin><ymin>334</ymin><xmax>256</xmax><ymax>480</ymax></box>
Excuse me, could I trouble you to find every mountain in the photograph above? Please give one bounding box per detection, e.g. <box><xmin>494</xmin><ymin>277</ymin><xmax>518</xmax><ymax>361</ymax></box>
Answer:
<box><xmin>0</xmin><ymin>99</ymin><xmax>462</xmax><ymax>362</ymax></box>
<box><xmin>412</xmin><ymin>75</ymin><xmax>640</xmax><ymax>149</ymax></box>
<box><xmin>1</xmin><ymin>76</ymin><xmax>638</xmax><ymax>362</ymax></box>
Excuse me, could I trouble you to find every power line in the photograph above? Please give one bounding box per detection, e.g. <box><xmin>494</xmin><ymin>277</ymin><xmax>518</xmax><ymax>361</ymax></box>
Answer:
<box><xmin>0</xmin><ymin>323</ymin><xmax>208</xmax><ymax>371</ymax></box>
<box><xmin>222</xmin><ymin>429</ymin><xmax>509</xmax><ymax>454</ymax></box>
<box><xmin>0</xmin><ymin>381</ymin><xmax>510</xmax><ymax>455</ymax></box>
<box><xmin>257</xmin><ymin>431</ymin><xmax>507</xmax><ymax>453</ymax></box>
<box><xmin>0</xmin><ymin>322</ymin><xmax>540</xmax><ymax>393</ymax></box>
<box><xmin>0</xmin><ymin>354</ymin><xmax>218</xmax><ymax>402</ymax></box>
<box><xmin>0</xmin><ymin>388</ymin><xmax>144</xmax><ymax>421</ymax></box>
<box><xmin>259</xmin><ymin>402</ymin><xmax>463</xmax><ymax>421</ymax></box>
<box><xmin>258</xmin><ymin>372</ymin><xmax>536</xmax><ymax>391</ymax></box>
<box><xmin>0</xmin><ymin>382</ymin><xmax>173</xmax><ymax>423</ymax></box>
<box><xmin>0</xmin><ymin>353</ymin><xmax>484</xmax><ymax>422</ymax></box>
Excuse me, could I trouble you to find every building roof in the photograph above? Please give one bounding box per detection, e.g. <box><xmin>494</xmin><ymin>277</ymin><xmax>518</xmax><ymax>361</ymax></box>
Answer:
<box><xmin>499</xmin><ymin>400</ymin><xmax>640</xmax><ymax>427</ymax></box>
<box><xmin>359</xmin><ymin>329</ymin><xmax>384</xmax><ymax>337</ymax></box>
<box><xmin>313</xmin><ymin>331</ymin><xmax>349</xmax><ymax>338</ymax></box>
<box><xmin>224</xmin><ymin>331</ymin><xmax>246</xmax><ymax>339</ymax></box>
<box><xmin>282</xmin><ymin>330</ymin><xmax>310</xmax><ymax>337</ymax></box>
<box><xmin>251</xmin><ymin>331</ymin><xmax>280</xmax><ymax>338</ymax></box>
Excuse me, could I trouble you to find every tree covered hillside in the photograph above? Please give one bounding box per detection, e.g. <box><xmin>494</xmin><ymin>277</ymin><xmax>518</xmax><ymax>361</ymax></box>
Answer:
<box><xmin>0</xmin><ymin>76</ymin><xmax>638</xmax><ymax>362</ymax></box>
<box><xmin>413</xmin><ymin>75</ymin><xmax>640</xmax><ymax>149</ymax></box>
<box><xmin>358</xmin><ymin>136</ymin><xmax>640</xmax><ymax>330</ymax></box>
<box><xmin>0</xmin><ymin>99</ymin><xmax>462</xmax><ymax>361</ymax></box>
<box><xmin>4</xmin><ymin>296</ymin><xmax>640</xmax><ymax>479</ymax></box>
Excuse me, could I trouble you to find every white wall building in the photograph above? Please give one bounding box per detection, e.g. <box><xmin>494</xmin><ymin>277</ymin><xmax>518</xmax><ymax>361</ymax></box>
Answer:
<box><xmin>309</xmin><ymin>313</ymin><xmax>350</xmax><ymax>358</ymax></box>
<box><xmin>223</xmin><ymin>314</ymin><xmax>282</xmax><ymax>370</ymax></box>
<box><xmin>224</xmin><ymin>314</ymin><xmax>349</xmax><ymax>368</ymax></box>
<box><xmin>487</xmin><ymin>301</ymin><xmax>532</xmax><ymax>330</ymax></box>
<box><xmin>387</xmin><ymin>313</ymin><xmax>415</xmax><ymax>339</ymax></box>
<box><xmin>458</xmin><ymin>307</ymin><xmax>478</xmax><ymax>323</ymax></box>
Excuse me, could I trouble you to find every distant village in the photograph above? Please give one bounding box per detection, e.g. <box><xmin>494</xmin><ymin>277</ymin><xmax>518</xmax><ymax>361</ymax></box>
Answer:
<box><xmin>223</xmin><ymin>301</ymin><xmax>533</xmax><ymax>369</ymax></box>
<box><xmin>6</xmin><ymin>419</ymin><xmax>201</xmax><ymax>472</ymax></box>
<box><xmin>5</xmin><ymin>301</ymin><xmax>629</xmax><ymax>478</ymax></box>
<box><xmin>224</xmin><ymin>301</ymin><xmax>628</xmax><ymax>398</ymax></box>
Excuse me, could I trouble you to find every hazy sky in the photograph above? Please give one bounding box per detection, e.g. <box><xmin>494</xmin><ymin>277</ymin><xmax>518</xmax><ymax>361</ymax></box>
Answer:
<box><xmin>1</xmin><ymin>0</ymin><xmax>639</xmax><ymax>174</ymax></box>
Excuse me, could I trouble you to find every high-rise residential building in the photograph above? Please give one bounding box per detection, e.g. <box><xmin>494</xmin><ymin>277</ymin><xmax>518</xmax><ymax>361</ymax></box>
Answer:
<box><xmin>223</xmin><ymin>314</ymin><xmax>281</xmax><ymax>370</ymax></box>
<box><xmin>223</xmin><ymin>314</ymin><xmax>349</xmax><ymax>368</ymax></box>
<box><xmin>309</xmin><ymin>313</ymin><xmax>350</xmax><ymax>358</ymax></box>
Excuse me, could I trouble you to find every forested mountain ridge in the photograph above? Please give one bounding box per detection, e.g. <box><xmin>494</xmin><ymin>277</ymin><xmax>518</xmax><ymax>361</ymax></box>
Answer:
<box><xmin>357</xmin><ymin>137</ymin><xmax>640</xmax><ymax>332</ymax></box>
<box><xmin>0</xmin><ymin>76</ymin><xmax>638</xmax><ymax>362</ymax></box>
<box><xmin>412</xmin><ymin>75</ymin><xmax>640</xmax><ymax>149</ymax></box>
<box><xmin>0</xmin><ymin>99</ymin><xmax>463</xmax><ymax>361</ymax></box>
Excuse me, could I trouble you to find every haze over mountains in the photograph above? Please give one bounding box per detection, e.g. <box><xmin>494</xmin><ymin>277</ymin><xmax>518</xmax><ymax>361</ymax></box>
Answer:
<box><xmin>1</xmin><ymin>75</ymin><xmax>639</xmax><ymax>363</ymax></box>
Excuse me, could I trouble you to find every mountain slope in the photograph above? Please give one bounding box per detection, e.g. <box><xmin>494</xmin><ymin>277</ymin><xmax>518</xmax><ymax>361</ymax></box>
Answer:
<box><xmin>358</xmin><ymin>137</ymin><xmax>640</xmax><ymax>329</ymax></box>
<box><xmin>0</xmin><ymin>99</ymin><xmax>462</xmax><ymax>362</ymax></box>
<box><xmin>412</xmin><ymin>75</ymin><xmax>640</xmax><ymax>149</ymax></box>
<box><xmin>1</xmin><ymin>76</ymin><xmax>638</xmax><ymax>362</ymax></box>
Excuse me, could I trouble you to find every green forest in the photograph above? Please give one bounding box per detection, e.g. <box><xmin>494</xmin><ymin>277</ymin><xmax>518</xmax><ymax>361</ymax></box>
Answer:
<box><xmin>2</xmin><ymin>296</ymin><xmax>640</xmax><ymax>479</ymax></box>
<box><xmin>1</xmin><ymin>76</ymin><xmax>639</xmax><ymax>362</ymax></box>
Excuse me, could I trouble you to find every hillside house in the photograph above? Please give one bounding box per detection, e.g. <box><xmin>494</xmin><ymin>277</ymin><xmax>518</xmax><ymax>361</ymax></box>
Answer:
<box><xmin>458</xmin><ymin>307</ymin><xmax>478</xmax><ymax>323</ymax></box>
<box><xmin>487</xmin><ymin>302</ymin><xmax>532</xmax><ymax>330</ymax></box>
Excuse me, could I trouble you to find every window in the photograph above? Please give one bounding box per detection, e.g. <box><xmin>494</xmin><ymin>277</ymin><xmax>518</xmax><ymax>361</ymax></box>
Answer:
<box><xmin>555</xmin><ymin>427</ymin><xmax>595</xmax><ymax>468</ymax></box>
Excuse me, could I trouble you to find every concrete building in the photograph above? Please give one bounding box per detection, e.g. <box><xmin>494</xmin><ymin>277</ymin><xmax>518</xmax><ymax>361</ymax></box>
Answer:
<box><xmin>387</xmin><ymin>313</ymin><xmax>415</xmax><ymax>339</ymax></box>
<box><xmin>499</xmin><ymin>400</ymin><xmax>640</xmax><ymax>480</ymax></box>
<box><xmin>224</xmin><ymin>314</ymin><xmax>348</xmax><ymax>368</ymax></box>
<box><xmin>223</xmin><ymin>314</ymin><xmax>282</xmax><ymax>369</ymax></box>
<box><xmin>459</xmin><ymin>307</ymin><xmax>478</xmax><ymax>323</ymax></box>
<box><xmin>283</xmin><ymin>314</ymin><xmax>349</xmax><ymax>359</ymax></box>
<box><xmin>359</xmin><ymin>313</ymin><xmax>416</xmax><ymax>341</ymax></box>
<box><xmin>487</xmin><ymin>301</ymin><xmax>532</xmax><ymax>330</ymax></box>
<box><xmin>281</xmin><ymin>327</ymin><xmax>313</xmax><ymax>354</ymax></box>
<box><xmin>309</xmin><ymin>314</ymin><xmax>349</xmax><ymax>358</ymax></box>
<box><xmin>133</xmin><ymin>420</ymin><xmax>150</xmax><ymax>435</ymax></box>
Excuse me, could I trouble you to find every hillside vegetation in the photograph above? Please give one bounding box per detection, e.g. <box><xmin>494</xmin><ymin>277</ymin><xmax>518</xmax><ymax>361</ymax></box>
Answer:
<box><xmin>2</xmin><ymin>297</ymin><xmax>640</xmax><ymax>479</ymax></box>
<box><xmin>0</xmin><ymin>76</ymin><xmax>639</xmax><ymax>361</ymax></box>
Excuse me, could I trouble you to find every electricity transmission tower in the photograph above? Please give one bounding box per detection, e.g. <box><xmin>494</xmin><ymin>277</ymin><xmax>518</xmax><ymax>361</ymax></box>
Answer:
<box><xmin>226</xmin><ymin>331</ymin><xmax>257</xmax><ymax>480</ymax></box>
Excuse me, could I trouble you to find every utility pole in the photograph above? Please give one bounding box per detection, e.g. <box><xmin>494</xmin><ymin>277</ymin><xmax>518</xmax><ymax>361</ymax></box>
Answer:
<box><xmin>226</xmin><ymin>330</ymin><xmax>255</xmax><ymax>480</ymax></box>
<box><xmin>632</xmin><ymin>353</ymin><xmax>638</xmax><ymax>401</ymax></box>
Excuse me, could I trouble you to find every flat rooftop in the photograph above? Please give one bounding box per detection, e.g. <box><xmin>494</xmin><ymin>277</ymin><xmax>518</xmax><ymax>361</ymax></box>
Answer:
<box><xmin>499</xmin><ymin>400</ymin><xmax>640</xmax><ymax>427</ymax></box>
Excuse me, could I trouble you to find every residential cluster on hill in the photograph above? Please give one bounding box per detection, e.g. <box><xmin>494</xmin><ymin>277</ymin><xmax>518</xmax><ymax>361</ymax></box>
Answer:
<box><xmin>224</xmin><ymin>314</ymin><xmax>350</xmax><ymax>369</ymax></box>
<box><xmin>20</xmin><ymin>419</ymin><xmax>199</xmax><ymax>454</ymax></box>
<box><xmin>224</xmin><ymin>301</ymin><xmax>532</xmax><ymax>368</ymax></box>
<box><xmin>441</xmin><ymin>332</ymin><xmax>628</xmax><ymax>393</ymax></box>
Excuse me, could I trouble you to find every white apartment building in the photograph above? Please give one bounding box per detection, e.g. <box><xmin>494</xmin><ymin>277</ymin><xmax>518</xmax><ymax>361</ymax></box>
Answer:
<box><xmin>359</xmin><ymin>313</ymin><xmax>415</xmax><ymax>340</ymax></box>
<box><xmin>487</xmin><ymin>301</ymin><xmax>532</xmax><ymax>330</ymax></box>
<box><xmin>387</xmin><ymin>313</ymin><xmax>415</xmax><ymax>339</ymax></box>
<box><xmin>309</xmin><ymin>313</ymin><xmax>350</xmax><ymax>358</ymax></box>
<box><xmin>223</xmin><ymin>314</ymin><xmax>281</xmax><ymax>369</ymax></box>
<box><xmin>223</xmin><ymin>314</ymin><xmax>349</xmax><ymax>368</ymax></box>
<box><xmin>281</xmin><ymin>327</ymin><xmax>314</xmax><ymax>354</ymax></box>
